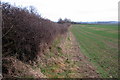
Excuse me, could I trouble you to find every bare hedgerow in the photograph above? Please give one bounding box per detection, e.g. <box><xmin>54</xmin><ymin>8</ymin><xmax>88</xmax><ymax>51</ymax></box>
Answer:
<box><xmin>2</xmin><ymin>3</ymin><xmax>70</xmax><ymax>63</ymax></box>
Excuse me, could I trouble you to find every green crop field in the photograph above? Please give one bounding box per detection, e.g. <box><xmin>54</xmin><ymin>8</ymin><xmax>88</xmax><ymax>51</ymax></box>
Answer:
<box><xmin>71</xmin><ymin>24</ymin><xmax>118</xmax><ymax>78</ymax></box>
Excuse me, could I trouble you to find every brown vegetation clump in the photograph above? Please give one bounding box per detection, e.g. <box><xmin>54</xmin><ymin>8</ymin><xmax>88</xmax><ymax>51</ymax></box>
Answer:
<box><xmin>2</xmin><ymin>2</ymin><xmax>70</xmax><ymax>78</ymax></box>
<box><xmin>2</xmin><ymin>2</ymin><xmax>70</xmax><ymax>63</ymax></box>
<box><xmin>2</xmin><ymin>57</ymin><xmax>46</xmax><ymax>78</ymax></box>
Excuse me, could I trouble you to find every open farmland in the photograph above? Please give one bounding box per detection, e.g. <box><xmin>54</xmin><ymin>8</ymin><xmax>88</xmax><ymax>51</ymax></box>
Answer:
<box><xmin>71</xmin><ymin>24</ymin><xmax>118</xmax><ymax>78</ymax></box>
<box><xmin>2</xmin><ymin>1</ymin><xmax>119</xmax><ymax>79</ymax></box>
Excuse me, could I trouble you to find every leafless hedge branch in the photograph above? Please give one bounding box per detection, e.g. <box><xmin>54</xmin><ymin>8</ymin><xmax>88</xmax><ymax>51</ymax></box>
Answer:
<box><xmin>2</xmin><ymin>2</ymin><xmax>70</xmax><ymax>63</ymax></box>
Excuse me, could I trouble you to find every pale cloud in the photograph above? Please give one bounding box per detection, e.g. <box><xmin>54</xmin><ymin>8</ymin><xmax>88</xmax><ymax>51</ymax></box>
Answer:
<box><xmin>2</xmin><ymin>0</ymin><xmax>119</xmax><ymax>21</ymax></box>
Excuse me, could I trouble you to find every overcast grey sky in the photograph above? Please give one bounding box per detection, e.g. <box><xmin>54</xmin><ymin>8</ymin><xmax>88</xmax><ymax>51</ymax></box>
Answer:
<box><xmin>2</xmin><ymin>0</ymin><xmax>119</xmax><ymax>22</ymax></box>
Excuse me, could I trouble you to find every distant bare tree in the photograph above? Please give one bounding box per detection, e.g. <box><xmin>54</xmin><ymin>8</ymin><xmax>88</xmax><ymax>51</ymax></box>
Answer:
<box><xmin>58</xmin><ymin>18</ymin><xmax>63</xmax><ymax>24</ymax></box>
<box><xmin>64</xmin><ymin>18</ymin><xmax>71</xmax><ymax>23</ymax></box>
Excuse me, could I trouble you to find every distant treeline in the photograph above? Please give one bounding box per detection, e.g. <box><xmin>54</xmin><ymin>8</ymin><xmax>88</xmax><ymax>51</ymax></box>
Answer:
<box><xmin>57</xmin><ymin>18</ymin><xmax>81</xmax><ymax>24</ymax></box>
<box><xmin>2</xmin><ymin>3</ymin><xmax>70</xmax><ymax>63</ymax></box>
<box><xmin>70</xmin><ymin>21</ymin><xmax>118</xmax><ymax>24</ymax></box>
